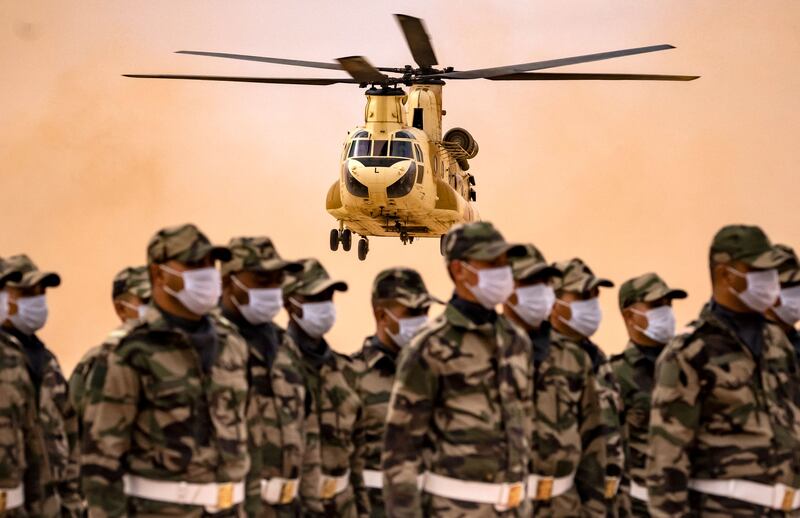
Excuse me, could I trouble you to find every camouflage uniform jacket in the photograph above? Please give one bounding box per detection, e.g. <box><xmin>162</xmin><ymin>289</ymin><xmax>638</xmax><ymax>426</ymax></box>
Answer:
<box><xmin>350</xmin><ymin>336</ymin><xmax>399</xmax><ymax>518</ymax></box>
<box><xmin>81</xmin><ymin>306</ymin><xmax>250</xmax><ymax>518</ymax></box>
<box><xmin>227</xmin><ymin>312</ymin><xmax>314</xmax><ymax>518</ymax></box>
<box><xmin>609</xmin><ymin>342</ymin><xmax>662</xmax><ymax>517</ymax></box>
<box><xmin>288</xmin><ymin>325</ymin><xmax>368</xmax><ymax>518</ymax></box>
<box><xmin>531</xmin><ymin>327</ymin><xmax>606</xmax><ymax>517</ymax></box>
<box><xmin>0</xmin><ymin>331</ymin><xmax>48</xmax><ymax>517</ymax></box>
<box><xmin>647</xmin><ymin>302</ymin><xmax>800</xmax><ymax>517</ymax></box>
<box><xmin>382</xmin><ymin>299</ymin><xmax>534</xmax><ymax>518</ymax></box>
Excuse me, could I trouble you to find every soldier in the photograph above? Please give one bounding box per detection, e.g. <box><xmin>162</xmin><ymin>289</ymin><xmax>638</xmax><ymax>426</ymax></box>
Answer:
<box><xmin>502</xmin><ymin>244</ymin><xmax>607</xmax><ymax>517</ymax></box>
<box><xmin>282</xmin><ymin>258</ymin><xmax>368</xmax><ymax>517</ymax></box>
<box><xmin>609</xmin><ymin>273</ymin><xmax>687</xmax><ymax>517</ymax></box>
<box><xmin>766</xmin><ymin>244</ymin><xmax>800</xmax><ymax>354</ymax></box>
<box><xmin>218</xmin><ymin>236</ymin><xmax>311</xmax><ymax>517</ymax></box>
<box><xmin>549</xmin><ymin>258</ymin><xmax>624</xmax><ymax>516</ymax></box>
<box><xmin>68</xmin><ymin>266</ymin><xmax>151</xmax><ymax>434</ymax></box>
<box><xmin>2</xmin><ymin>254</ymin><xmax>82</xmax><ymax>517</ymax></box>
<box><xmin>646</xmin><ymin>225</ymin><xmax>800</xmax><ymax>516</ymax></box>
<box><xmin>351</xmin><ymin>268</ymin><xmax>440</xmax><ymax>517</ymax></box>
<box><xmin>0</xmin><ymin>260</ymin><xmax>46</xmax><ymax>517</ymax></box>
<box><xmin>382</xmin><ymin>221</ymin><xmax>533</xmax><ymax>518</ymax></box>
<box><xmin>81</xmin><ymin>223</ymin><xmax>250</xmax><ymax>517</ymax></box>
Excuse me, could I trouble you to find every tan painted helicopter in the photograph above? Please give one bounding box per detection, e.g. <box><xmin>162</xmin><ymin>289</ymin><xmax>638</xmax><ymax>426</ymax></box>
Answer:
<box><xmin>126</xmin><ymin>14</ymin><xmax>698</xmax><ymax>260</ymax></box>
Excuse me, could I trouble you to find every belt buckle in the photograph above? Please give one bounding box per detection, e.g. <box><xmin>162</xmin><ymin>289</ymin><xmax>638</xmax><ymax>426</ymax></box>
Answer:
<box><xmin>0</xmin><ymin>491</ymin><xmax>6</xmax><ymax>513</ymax></box>
<box><xmin>536</xmin><ymin>477</ymin><xmax>554</xmax><ymax>501</ymax></box>
<box><xmin>782</xmin><ymin>487</ymin><xmax>796</xmax><ymax>512</ymax></box>
<box><xmin>605</xmin><ymin>477</ymin><xmax>620</xmax><ymax>499</ymax></box>
<box><xmin>321</xmin><ymin>478</ymin><xmax>338</xmax><ymax>500</ymax></box>
<box><xmin>217</xmin><ymin>482</ymin><xmax>234</xmax><ymax>509</ymax></box>
<box><xmin>280</xmin><ymin>480</ymin><xmax>296</xmax><ymax>505</ymax></box>
<box><xmin>506</xmin><ymin>482</ymin><xmax>524</xmax><ymax>508</ymax></box>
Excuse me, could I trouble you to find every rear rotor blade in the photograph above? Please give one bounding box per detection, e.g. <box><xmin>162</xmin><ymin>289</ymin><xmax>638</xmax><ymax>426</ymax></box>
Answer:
<box><xmin>336</xmin><ymin>56</ymin><xmax>388</xmax><ymax>83</ymax></box>
<box><xmin>434</xmin><ymin>44</ymin><xmax>677</xmax><ymax>79</ymax></box>
<box><xmin>394</xmin><ymin>14</ymin><xmax>438</xmax><ymax>67</ymax></box>
<box><xmin>123</xmin><ymin>74</ymin><xmax>360</xmax><ymax>85</ymax></box>
<box><xmin>488</xmin><ymin>72</ymin><xmax>699</xmax><ymax>81</ymax></box>
<box><xmin>176</xmin><ymin>50</ymin><xmax>401</xmax><ymax>73</ymax></box>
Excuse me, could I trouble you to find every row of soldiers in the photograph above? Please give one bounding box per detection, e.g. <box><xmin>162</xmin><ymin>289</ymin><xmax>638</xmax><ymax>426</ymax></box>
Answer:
<box><xmin>1</xmin><ymin>221</ymin><xmax>799</xmax><ymax>517</ymax></box>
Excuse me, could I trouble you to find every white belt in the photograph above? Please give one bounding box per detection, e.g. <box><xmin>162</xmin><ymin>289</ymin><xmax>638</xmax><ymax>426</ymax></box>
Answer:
<box><xmin>421</xmin><ymin>472</ymin><xmax>525</xmax><ymax>509</ymax></box>
<box><xmin>0</xmin><ymin>484</ymin><xmax>25</xmax><ymax>512</ymax></box>
<box><xmin>630</xmin><ymin>480</ymin><xmax>649</xmax><ymax>502</ymax></box>
<box><xmin>689</xmin><ymin>478</ymin><xmax>800</xmax><ymax>512</ymax></box>
<box><xmin>527</xmin><ymin>473</ymin><xmax>575</xmax><ymax>501</ymax></box>
<box><xmin>260</xmin><ymin>477</ymin><xmax>300</xmax><ymax>505</ymax></box>
<box><xmin>363</xmin><ymin>469</ymin><xmax>383</xmax><ymax>489</ymax></box>
<box><xmin>319</xmin><ymin>470</ymin><xmax>350</xmax><ymax>500</ymax></box>
<box><xmin>123</xmin><ymin>475</ymin><xmax>245</xmax><ymax>512</ymax></box>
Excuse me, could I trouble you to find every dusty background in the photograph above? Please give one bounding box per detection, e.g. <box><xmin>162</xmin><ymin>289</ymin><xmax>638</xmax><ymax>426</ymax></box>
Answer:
<box><xmin>1</xmin><ymin>1</ymin><xmax>798</xmax><ymax>373</ymax></box>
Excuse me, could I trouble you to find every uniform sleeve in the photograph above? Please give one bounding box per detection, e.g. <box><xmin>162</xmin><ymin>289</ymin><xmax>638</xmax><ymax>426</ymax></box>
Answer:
<box><xmin>596</xmin><ymin>360</ymin><xmax>625</xmax><ymax>517</ymax></box>
<box><xmin>381</xmin><ymin>342</ymin><xmax>436</xmax><ymax>518</ymax></box>
<box><xmin>23</xmin><ymin>383</ymin><xmax>48</xmax><ymax>517</ymax></box>
<box><xmin>574</xmin><ymin>365</ymin><xmax>607</xmax><ymax>517</ymax></box>
<box><xmin>351</xmin><ymin>403</ymin><xmax>370</xmax><ymax>517</ymax></box>
<box><xmin>49</xmin><ymin>357</ymin><xmax>84</xmax><ymax>517</ymax></box>
<box><xmin>81</xmin><ymin>347</ymin><xmax>140</xmax><ymax>518</ymax></box>
<box><xmin>645</xmin><ymin>342</ymin><xmax>701</xmax><ymax>517</ymax></box>
<box><xmin>244</xmin><ymin>378</ymin><xmax>265</xmax><ymax>517</ymax></box>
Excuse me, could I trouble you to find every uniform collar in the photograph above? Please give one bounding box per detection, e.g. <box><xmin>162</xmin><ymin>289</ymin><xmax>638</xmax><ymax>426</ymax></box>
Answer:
<box><xmin>624</xmin><ymin>340</ymin><xmax>664</xmax><ymax>365</ymax></box>
<box><xmin>705</xmin><ymin>299</ymin><xmax>766</xmax><ymax>357</ymax></box>
<box><xmin>288</xmin><ymin>321</ymin><xmax>335</xmax><ymax>369</ymax></box>
<box><xmin>362</xmin><ymin>335</ymin><xmax>398</xmax><ymax>369</ymax></box>
<box><xmin>445</xmin><ymin>295</ymin><xmax>497</xmax><ymax>333</ymax></box>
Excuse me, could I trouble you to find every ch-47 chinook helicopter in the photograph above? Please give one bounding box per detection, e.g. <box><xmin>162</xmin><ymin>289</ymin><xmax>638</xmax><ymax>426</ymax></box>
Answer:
<box><xmin>126</xmin><ymin>14</ymin><xmax>698</xmax><ymax>260</ymax></box>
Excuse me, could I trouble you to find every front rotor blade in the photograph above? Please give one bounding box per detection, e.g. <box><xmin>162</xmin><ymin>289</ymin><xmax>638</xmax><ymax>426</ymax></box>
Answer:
<box><xmin>123</xmin><ymin>74</ymin><xmax>360</xmax><ymax>85</ymax></box>
<box><xmin>488</xmin><ymin>72</ymin><xmax>699</xmax><ymax>81</ymax></box>
<box><xmin>433</xmin><ymin>44</ymin><xmax>677</xmax><ymax>79</ymax></box>
<box><xmin>176</xmin><ymin>50</ymin><xmax>401</xmax><ymax>73</ymax></box>
<box><xmin>336</xmin><ymin>56</ymin><xmax>388</xmax><ymax>83</ymax></box>
<box><xmin>394</xmin><ymin>14</ymin><xmax>438</xmax><ymax>67</ymax></box>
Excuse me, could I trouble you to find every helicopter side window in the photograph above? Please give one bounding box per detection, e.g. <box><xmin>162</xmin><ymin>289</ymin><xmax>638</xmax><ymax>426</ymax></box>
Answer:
<box><xmin>390</xmin><ymin>140</ymin><xmax>414</xmax><ymax>159</ymax></box>
<box><xmin>349</xmin><ymin>139</ymin><xmax>371</xmax><ymax>158</ymax></box>
<box><xmin>414</xmin><ymin>144</ymin><xmax>422</xmax><ymax>161</ymax></box>
<box><xmin>394</xmin><ymin>131</ymin><xmax>416</xmax><ymax>140</ymax></box>
<box><xmin>372</xmin><ymin>140</ymin><xmax>390</xmax><ymax>157</ymax></box>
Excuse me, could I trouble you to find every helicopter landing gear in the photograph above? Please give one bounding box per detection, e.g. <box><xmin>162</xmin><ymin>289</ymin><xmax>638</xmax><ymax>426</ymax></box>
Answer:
<box><xmin>399</xmin><ymin>232</ymin><xmax>415</xmax><ymax>245</ymax></box>
<box><xmin>341</xmin><ymin>229</ymin><xmax>353</xmax><ymax>251</ymax></box>
<box><xmin>330</xmin><ymin>227</ymin><xmax>353</xmax><ymax>252</ymax></box>
<box><xmin>329</xmin><ymin>229</ymin><xmax>339</xmax><ymax>251</ymax></box>
<box><xmin>440</xmin><ymin>235</ymin><xmax>446</xmax><ymax>256</ymax></box>
<box><xmin>357</xmin><ymin>237</ymin><xmax>369</xmax><ymax>261</ymax></box>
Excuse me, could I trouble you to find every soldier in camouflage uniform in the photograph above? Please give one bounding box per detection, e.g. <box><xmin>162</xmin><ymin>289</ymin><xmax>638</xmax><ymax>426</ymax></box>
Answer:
<box><xmin>609</xmin><ymin>273</ymin><xmax>687</xmax><ymax>517</ymax></box>
<box><xmin>282</xmin><ymin>258</ymin><xmax>369</xmax><ymax>517</ymax></box>
<box><xmin>502</xmin><ymin>244</ymin><xmax>607</xmax><ymax>517</ymax></box>
<box><xmin>218</xmin><ymin>236</ymin><xmax>313</xmax><ymax>517</ymax></box>
<box><xmin>549</xmin><ymin>257</ymin><xmax>625</xmax><ymax>517</ymax></box>
<box><xmin>647</xmin><ymin>225</ymin><xmax>800</xmax><ymax>516</ymax></box>
<box><xmin>351</xmin><ymin>268</ymin><xmax>441</xmax><ymax>517</ymax></box>
<box><xmin>0</xmin><ymin>261</ymin><xmax>47</xmax><ymax>517</ymax></box>
<box><xmin>766</xmin><ymin>244</ymin><xmax>800</xmax><ymax>355</ymax></box>
<box><xmin>382</xmin><ymin>221</ymin><xmax>534</xmax><ymax>518</ymax></box>
<box><xmin>2</xmin><ymin>254</ymin><xmax>82</xmax><ymax>517</ymax></box>
<box><xmin>68</xmin><ymin>266</ymin><xmax>151</xmax><ymax>438</ymax></box>
<box><xmin>81</xmin><ymin>223</ymin><xmax>250</xmax><ymax>517</ymax></box>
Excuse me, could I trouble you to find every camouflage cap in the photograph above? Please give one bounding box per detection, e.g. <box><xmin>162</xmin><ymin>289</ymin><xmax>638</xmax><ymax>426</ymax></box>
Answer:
<box><xmin>774</xmin><ymin>244</ymin><xmax>800</xmax><ymax>286</ymax></box>
<box><xmin>3</xmin><ymin>254</ymin><xmax>61</xmax><ymax>289</ymax></box>
<box><xmin>0</xmin><ymin>258</ymin><xmax>23</xmax><ymax>289</ymax></box>
<box><xmin>551</xmin><ymin>258</ymin><xmax>614</xmax><ymax>294</ymax></box>
<box><xmin>618</xmin><ymin>272</ymin><xmax>687</xmax><ymax>310</ymax></box>
<box><xmin>112</xmin><ymin>265</ymin><xmax>152</xmax><ymax>301</ymax></box>
<box><xmin>710</xmin><ymin>224</ymin><xmax>788</xmax><ymax>269</ymax></box>
<box><xmin>221</xmin><ymin>236</ymin><xmax>303</xmax><ymax>277</ymax></box>
<box><xmin>372</xmin><ymin>267</ymin><xmax>443</xmax><ymax>309</ymax></box>
<box><xmin>283</xmin><ymin>258</ymin><xmax>348</xmax><ymax>297</ymax></box>
<box><xmin>442</xmin><ymin>221</ymin><xmax>526</xmax><ymax>262</ymax></box>
<box><xmin>508</xmin><ymin>243</ymin><xmax>562</xmax><ymax>282</ymax></box>
<box><xmin>147</xmin><ymin>223</ymin><xmax>232</xmax><ymax>265</ymax></box>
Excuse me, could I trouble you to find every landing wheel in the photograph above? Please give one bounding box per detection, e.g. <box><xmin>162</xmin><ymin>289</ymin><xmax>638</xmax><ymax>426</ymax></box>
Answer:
<box><xmin>341</xmin><ymin>229</ymin><xmax>353</xmax><ymax>251</ymax></box>
<box><xmin>439</xmin><ymin>235</ymin><xmax>446</xmax><ymax>256</ymax></box>
<box><xmin>357</xmin><ymin>238</ymin><xmax>369</xmax><ymax>261</ymax></box>
<box><xmin>329</xmin><ymin>229</ymin><xmax>339</xmax><ymax>251</ymax></box>
<box><xmin>400</xmin><ymin>232</ymin><xmax>409</xmax><ymax>245</ymax></box>
<box><xmin>409</xmin><ymin>236</ymin><xmax>414</xmax><ymax>244</ymax></box>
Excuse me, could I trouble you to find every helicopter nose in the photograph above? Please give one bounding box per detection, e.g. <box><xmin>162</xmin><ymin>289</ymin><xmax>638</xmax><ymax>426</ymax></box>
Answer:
<box><xmin>345</xmin><ymin>158</ymin><xmax>417</xmax><ymax>198</ymax></box>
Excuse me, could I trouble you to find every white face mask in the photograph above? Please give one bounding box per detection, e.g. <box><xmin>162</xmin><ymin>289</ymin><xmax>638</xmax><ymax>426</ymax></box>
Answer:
<box><xmin>10</xmin><ymin>295</ymin><xmax>49</xmax><ymax>335</ymax></box>
<box><xmin>119</xmin><ymin>300</ymin><xmax>148</xmax><ymax>323</ymax></box>
<box><xmin>632</xmin><ymin>305</ymin><xmax>676</xmax><ymax>344</ymax></box>
<box><xmin>0</xmin><ymin>291</ymin><xmax>8</xmax><ymax>324</ymax></box>
<box><xmin>727</xmin><ymin>267</ymin><xmax>780</xmax><ymax>313</ymax></box>
<box><xmin>557</xmin><ymin>297</ymin><xmax>602</xmax><ymax>337</ymax></box>
<box><xmin>385</xmin><ymin>310</ymin><xmax>428</xmax><ymax>348</ymax></box>
<box><xmin>509</xmin><ymin>284</ymin><xmax>556</xmax><ymax>328</ymax></box>
<box><xmin>231</xmin><ymin>275</ymin><xmax>283</xmax><ymax>325</ymax></box>
<box><xmin>461</xmin><ymin>262</ymin><xmax>515</xmax><ymax>310</ymax></box>
<box><xmin>160</xmin><ymin>265</ymin><xmax>222</xmax><ymax>316</ymax></box>
<box><xmin>773</xmin><ymin>285</ymin><xmax>800</xmax><ymax>326</ymax></box>
<box><xmin>291</xmin><ymin>299</ymin><xmax>336</xmax><ymax>339</ymax></box>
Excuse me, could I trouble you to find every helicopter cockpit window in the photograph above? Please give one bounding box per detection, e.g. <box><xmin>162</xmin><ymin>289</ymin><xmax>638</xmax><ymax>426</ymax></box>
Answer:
<box><xmin>372</xmin><ymin>140</ymin><xmax>390</xmax><ymax>157</ymax></box>
<box><xmin>390</xmin><ymin>140</ymin><xmax>414</xmax><ymax>159</ymax></box>
<box><xmin>353</xmin><ymin>130</ymin><xmax>369</xmax><ymax>138</ymax></box>
<box><xmin>394</xmin><ymin>131</ymin><xmax>415</xmax><ymax>140</ymax></box>
<box><xmin>348</xmin><ymin>139</ymin><xmax>371</xmax><ymax>158</ymax></box>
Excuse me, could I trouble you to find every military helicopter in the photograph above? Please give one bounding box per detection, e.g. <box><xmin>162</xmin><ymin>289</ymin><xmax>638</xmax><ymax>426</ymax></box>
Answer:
<box><xmin>126</xmin><ymin>14</ymin><xmax>698</xmax><ymax>260</ymax></box>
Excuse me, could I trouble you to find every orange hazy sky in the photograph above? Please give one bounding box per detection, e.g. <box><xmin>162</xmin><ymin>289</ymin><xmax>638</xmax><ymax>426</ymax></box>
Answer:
<box><xmin>1</xmin><ymin>1</ymin><xmax>798</xmax><ymax>373</ymax></box>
